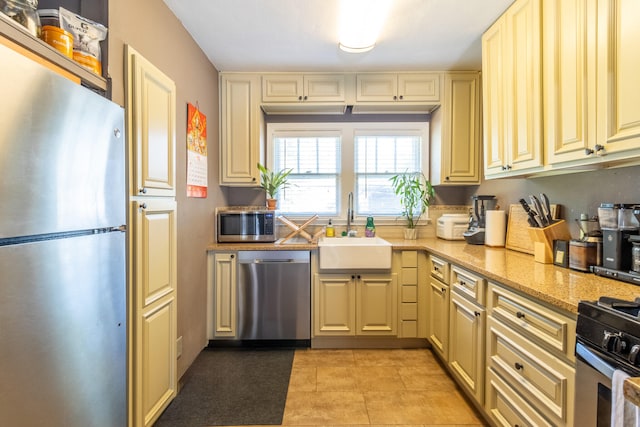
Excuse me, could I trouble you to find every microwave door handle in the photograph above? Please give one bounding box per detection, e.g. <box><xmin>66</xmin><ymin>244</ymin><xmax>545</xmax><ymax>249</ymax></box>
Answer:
<box><xmin>576</xmin><ymin>342</ymin><xmax>616</xmax><ymax>380</ymax></box>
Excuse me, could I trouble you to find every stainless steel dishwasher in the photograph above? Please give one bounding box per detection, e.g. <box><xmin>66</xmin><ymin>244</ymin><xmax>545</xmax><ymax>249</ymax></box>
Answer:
<box><xmin>237</xmin><ymin>251</ymin><xmax>310</xmax><ymax>343</ymax></box>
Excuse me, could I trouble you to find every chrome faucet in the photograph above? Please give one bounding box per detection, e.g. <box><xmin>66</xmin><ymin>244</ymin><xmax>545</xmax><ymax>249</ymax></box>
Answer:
<box><xmin>347</xmin><ymin>192</ymin><xmax>356</xmax><ymax>236</ymax></box>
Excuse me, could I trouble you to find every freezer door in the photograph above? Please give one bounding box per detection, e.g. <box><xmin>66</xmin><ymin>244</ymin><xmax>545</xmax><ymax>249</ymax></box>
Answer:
<box><xmin>0</xmin><ymin>232</ymin><xmax>126</xmax><ymax>427</ymax></box>
<box><xmin>0</xmin><ymin>43</ymin><xmax>125</xmax><ymax>238</ymax></box>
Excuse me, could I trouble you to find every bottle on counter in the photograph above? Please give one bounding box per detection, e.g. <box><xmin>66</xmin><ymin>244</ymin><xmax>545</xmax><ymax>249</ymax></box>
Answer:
<box><xmin>365</xmin><ymin>216</ymin><xmax>376</xmax><ymax>237</ymax></box>
<box><xmin>325</xmin><ymin>219</ymin><xmax>335</xmax><ymax>237</ymax></box>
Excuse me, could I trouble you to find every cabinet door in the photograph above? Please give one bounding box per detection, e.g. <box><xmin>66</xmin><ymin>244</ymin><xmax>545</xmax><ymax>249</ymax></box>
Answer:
<box><xmin>449</xmin><ymin>292</ymin><xmax>485</xmax><ymax>404</ymax></box>
<box><xmin>131</xmin><ymin>198</ymin><xmax>177</xmax><ymax>427</ymax></box>
<box><xmin>304</xmin><ymin>74</ymin><xmax>345</xmax><ymax>102</ymax></box>
<box><xmin>482</xmin><ymin>19</ymin><xmax>508</xmax><ymax>177</ymax></box>
<box><xmin>428</xmin><ymin>278</ymin><xmax>450</xmax><ymax>361</ymax></box>
<box><xmin>356</xmin><ymin>73</ymin><xmax>398</xmax><ymax>102</ymax></box>
<box><xmin>543</xmin><ymin>0</ymin><xmax>596</xmax><ymax>165</ymax></box>
<box><xmin>356</xmin><ymin>273</ymin><xmax>397</xmax><ymax>336</ymax></box>
<box><xmin>213</xmin><ymin>253</ymin><xmax>237</xmax><ymax>337</ymax></box>
<box><xmin>504</xmin><ymin>0</ymin><xmax>543</xmax><ymax>173</ymax></box>
<box><xmin>438</xmin><ymin>73</ymin><xmax>481</xmax><ymax>184</ymax></box>
<box><xmin>262</xmin><ymin>74</ymin><xmax>303</xmax><ymax>102</ymax></box>
<box><xmin>314</xmin><ymin>274</ymin><xmax>355</xmax><ymax>336</ymax></box>
<box><xmin>596</xmin><ymin>0</ymin><xmax>640</xmax><ymax>154</ymax></box>
<box><xmin>220</xmin><ymin>74</ymin><xmax>263</xmax><ymax>185</ymax></box>
<box><xmin>398</xmin><ymin>73</ymin><xmax>441</xmax><ymax>102</ymax></box>
<box><xmin>127</xmin><ymin>46</ymin><xmax>176</xmax><ymax>197</ymax></box>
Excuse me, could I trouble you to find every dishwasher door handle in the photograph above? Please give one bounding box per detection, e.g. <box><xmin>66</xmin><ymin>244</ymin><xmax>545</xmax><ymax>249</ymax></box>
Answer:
<box><xmin>253</xmin><ymin>259</ymin><xmax>297</xmax><ymax>264</ymax></box>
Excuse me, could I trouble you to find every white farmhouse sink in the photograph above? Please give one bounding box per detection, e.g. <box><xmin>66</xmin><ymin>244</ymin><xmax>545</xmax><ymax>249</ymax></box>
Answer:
<box><xmin>318</xmin><ymin>236</ymin><xmax>392</xmax><ymax>270</ymax></box>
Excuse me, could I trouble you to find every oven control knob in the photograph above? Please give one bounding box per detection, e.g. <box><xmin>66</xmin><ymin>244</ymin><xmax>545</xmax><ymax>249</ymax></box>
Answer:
<box><xmin>603</xmin><ymin>332</ymin><xmax>627</xmax><ymax>353</ymax></box>
<box><xmin>630</xmin><ymin>345</ymin><xmax>640</xmax><ymax>366</ymax></box>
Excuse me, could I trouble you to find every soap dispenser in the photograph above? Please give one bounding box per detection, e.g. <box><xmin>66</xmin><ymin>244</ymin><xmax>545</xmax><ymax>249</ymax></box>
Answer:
<box><xmin>325</xmin><ymin>219</ymin><xmax>335</xmax><ymax>237</ymax></box>
<box><xmin>365</xmin><ymin>216</ymin><xmax>376</xmax><ymax>237</ymax></box>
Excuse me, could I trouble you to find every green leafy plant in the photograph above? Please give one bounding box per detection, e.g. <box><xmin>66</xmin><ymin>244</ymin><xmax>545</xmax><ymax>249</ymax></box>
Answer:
<box><xmin>257</xmin><ymin>163</ymin><xmax>292</xmax><ymax>199</ymax></box>
<box><xmin>389</xmin><ymin>171</ymin><xmax>435</xmax><ymax>229</ymax></box>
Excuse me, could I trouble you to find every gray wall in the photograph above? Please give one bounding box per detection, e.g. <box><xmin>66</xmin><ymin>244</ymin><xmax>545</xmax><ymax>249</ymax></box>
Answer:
<box><xmin>108</xmin><ymin>0</ymin><xmax>222</xmax><ymax>378</ymax></box>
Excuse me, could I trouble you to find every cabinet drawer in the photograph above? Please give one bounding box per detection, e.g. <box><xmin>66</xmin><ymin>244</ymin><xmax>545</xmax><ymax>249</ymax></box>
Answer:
<box><xmin>488</xmin><ymin>283</ymin><xmax>576</xmax><ymax>360</ymax></box>
<box><xmin>451</xmin><ymin>265</ymin><xmax>485</xmax><ymax>305</ymax></box>
<box><xmin>401</xmin><ymin>302</ymin><xmax>417</xmax><ymax>320</ymax></box>
<box><xmin>486</xmin><ymin>368</ymin><xmax>553</xmax><ymax>427</ymax></box>
<box><xmin>487</xmin><ymin>316</ymin><xmax>575</xmax><ymax>425</ymax></box>
<box><xmin>430</xmin><ymin>255</ymin><xmax>449</xmax><ymax>283</ymax></box>
<box><xmin>401</xmin><ymin>285</ymin><xmax>417</xmax><ymax>303</ymax></box>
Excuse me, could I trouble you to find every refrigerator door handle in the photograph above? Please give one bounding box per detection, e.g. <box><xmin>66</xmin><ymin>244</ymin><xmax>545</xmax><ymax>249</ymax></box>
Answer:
<box><xmin>111</xmin><ymin>225</ymin><xmax>127</xmax><ymax>233</ymax></box>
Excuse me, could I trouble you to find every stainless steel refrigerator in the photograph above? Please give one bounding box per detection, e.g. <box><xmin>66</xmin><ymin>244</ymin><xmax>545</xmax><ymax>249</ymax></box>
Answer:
<box><xmin>0</xmin><ymin>43</ymin><xmax>127</xmax><ymax>426</ymax></box>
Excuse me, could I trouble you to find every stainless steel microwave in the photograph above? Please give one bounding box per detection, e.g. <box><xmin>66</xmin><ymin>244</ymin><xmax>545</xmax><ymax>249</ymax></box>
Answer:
<box><xmin>216</xmin><ymin>207</ymin><xmax>276</xmax><ymax>243</ymax></box>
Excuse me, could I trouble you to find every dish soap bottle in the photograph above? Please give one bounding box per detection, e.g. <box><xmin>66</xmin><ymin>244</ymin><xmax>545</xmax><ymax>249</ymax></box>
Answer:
<box><xmin>325</xmin><ymin>219</ymin><xmax>335</xmax><ymax>237</ymax></box>
<box><xmin>365</xmin><ymin>216</ymin><xmax>376</xmax><ymax>237</ymax></box>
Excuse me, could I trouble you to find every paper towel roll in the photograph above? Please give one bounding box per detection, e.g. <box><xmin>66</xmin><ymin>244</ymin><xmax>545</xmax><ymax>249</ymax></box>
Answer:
<box><xmin>485</xmin><ymin>210</ymin><xmax>506</xmax><ymax>247</ymax></box>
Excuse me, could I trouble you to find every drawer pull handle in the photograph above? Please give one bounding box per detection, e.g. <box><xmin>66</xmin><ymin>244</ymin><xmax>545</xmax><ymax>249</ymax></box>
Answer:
<box><xmin>434</xmin><ymin>266</ymin><xmax>440</xmax><ymax>272</ymax></box>
<box><xmin>514</xmin><ymin>362</ymin><xmax>524</xmax><ymax>370</ymax></box>
<box><xmin>441</xmin><ymin>287</ymin><xmax>446</xmax><ymax>293</ymax></box>
<box><xmin>459</xmin><ymin>280</ymin><xmax>466</xmax><ymax>287</ymax></box>
<box><xmin>516</xmin><ymin>311</ymin><xmax>525</xmax><ymax>319</ymax></box>
<box><xmin>474</xmin><ymin>311</ymin><xmax>481</xmax><ymax>317</ymax></box>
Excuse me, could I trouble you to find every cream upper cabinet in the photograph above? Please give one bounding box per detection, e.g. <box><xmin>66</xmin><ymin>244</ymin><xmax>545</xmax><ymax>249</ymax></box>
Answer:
<box><xmin>355</xmin><ymin>73</ymin><xmax>441</xmax><ymax>103</ymax></box>
<box><xmin>596</xmin><ymin>0</ymin><xmax>640</xmax><ymax>155</ymax></box>
<box><xmin>483</xmin><ymin>0</ymin><xmax>543</xmax><ymax>178</ymax></box>
<box><xmin>219</xmin><ymin>73</ymin><xmax>263</xmax><ymax>186</ymax></box>
<box><xmin>128</xmin><ymin>48</ymin><xmax>176</xmax><ymax>197</ymax></box>
<box><xmin>262</xmin><ymin>74</ymin><xmax>345</xmax><ymax>103</ymax></box>
<box><xmin>430</xmin><ymin>72</ymin><xmax>481</xmax><ymax>185</ymax></box>
<box><xmin>543</xmin><ymin>0</ymin><xmax>598</xmax><ymax>166</ymax></box>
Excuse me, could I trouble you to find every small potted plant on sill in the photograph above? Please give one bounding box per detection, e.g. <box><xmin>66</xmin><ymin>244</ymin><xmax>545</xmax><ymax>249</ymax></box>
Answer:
<box><xmin>389</xmin><ymin>171</ymin><xmax>435</xmax><ymax>240</ymax></box>
<box><xmin>257</xmin><ymin>162</ymin><xmax>292</xmax><ymax>210</ymax></box>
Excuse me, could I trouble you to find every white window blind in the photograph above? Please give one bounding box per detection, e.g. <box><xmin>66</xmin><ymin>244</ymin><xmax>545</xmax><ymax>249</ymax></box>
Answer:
<box><xmin>355</xmin><ymin>133</ymin><xmax>422</xmax><ymax>215</ymax></box>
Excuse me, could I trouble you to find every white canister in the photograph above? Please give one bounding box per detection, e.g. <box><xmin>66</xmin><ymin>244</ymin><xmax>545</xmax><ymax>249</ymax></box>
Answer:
<box><xmin>485</xmin><ymin>210</ymin><xmax>506</xmax><ymax>247</ymax></box>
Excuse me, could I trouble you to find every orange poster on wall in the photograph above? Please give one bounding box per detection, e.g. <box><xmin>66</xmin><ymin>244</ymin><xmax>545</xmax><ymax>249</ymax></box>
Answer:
<box><xmin>186</xmin><ymin>103</ymin><xmax>207</xmax><ymax>198</ymax></box>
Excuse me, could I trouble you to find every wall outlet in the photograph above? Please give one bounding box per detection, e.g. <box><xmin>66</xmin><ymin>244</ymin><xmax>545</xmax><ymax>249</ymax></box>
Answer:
<box><xmin>176</xmin><ymin>336</ymin><xmax>183</xmax><ymax>359</ymax></box>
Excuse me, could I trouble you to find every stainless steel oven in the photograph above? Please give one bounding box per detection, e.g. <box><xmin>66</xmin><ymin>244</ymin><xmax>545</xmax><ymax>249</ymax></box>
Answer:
<box><xmin>574</xmin><ymin>297</ymin><xmax>640</xmax><ymax>426</ymax></box>
<box><xmin>216</xmin><ymin>207</ymin><xmax>276</xmax><ymax>243</ymax></box>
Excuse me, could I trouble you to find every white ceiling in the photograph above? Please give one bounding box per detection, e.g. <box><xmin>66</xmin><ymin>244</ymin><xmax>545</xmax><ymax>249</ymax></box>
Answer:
<box><xmin>162</xmin><ymin>0</ymin><xmax>514</xmax><ymax>72</ymax></box>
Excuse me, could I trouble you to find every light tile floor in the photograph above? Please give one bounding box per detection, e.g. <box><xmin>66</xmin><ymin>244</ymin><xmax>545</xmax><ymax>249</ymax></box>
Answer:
<box><xmin>280</xmin><ymin>348</ymin><xmax>488</xmax><ymax>426</ymax></box>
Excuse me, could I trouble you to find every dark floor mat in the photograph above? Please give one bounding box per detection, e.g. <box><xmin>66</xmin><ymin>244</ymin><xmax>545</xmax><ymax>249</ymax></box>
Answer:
<box><xmin>154</xmin><ymin>348</ymin><xmax>294</xmax><ymax>427</ymax></box>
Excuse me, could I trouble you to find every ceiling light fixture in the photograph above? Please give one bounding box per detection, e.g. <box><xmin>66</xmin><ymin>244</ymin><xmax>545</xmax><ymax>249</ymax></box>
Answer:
<box><xmin>338</xmin><ymin>0</ymin><xmax>392</xmax><ymax>53</ymax></box>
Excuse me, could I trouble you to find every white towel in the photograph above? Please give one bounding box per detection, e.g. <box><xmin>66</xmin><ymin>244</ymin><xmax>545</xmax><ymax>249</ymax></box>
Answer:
<box><xmin>611</xmin><ymin>369</ymin><xmax>639</xmax><ymax>427</ymax></box>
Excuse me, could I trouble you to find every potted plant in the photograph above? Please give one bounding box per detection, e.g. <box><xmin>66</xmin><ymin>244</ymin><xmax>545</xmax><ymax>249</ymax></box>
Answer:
<box><xmin>257</xmin><ymin>162</ymin><xmax>292</xmax><ymax>210</ymax></box>
<box><xmin>389</xmin><ymin>171</ymin><xmax>435</xmax><ymax>239</ymax></box>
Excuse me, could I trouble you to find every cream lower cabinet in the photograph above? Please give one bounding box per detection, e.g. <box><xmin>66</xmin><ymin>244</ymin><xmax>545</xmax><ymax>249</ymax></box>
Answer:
<box><xmin>314</xmin><ymin>273</ymin><xmax>397</xmax><ymax>336</ymax></box>
<box><xmin>485</xmin><ymin>282</ymin><xmax>576</xmax><ymax>427</ymax></box>
<box><xmin>427</xmin><ymin>255</ymin><xmax>450</xmax><ymax>361</ymax></box>
<box><xmin>449</xmin><ymin>293</ymin><xmax>486</xmax><ymax>403</ymax></box>
<box><xmin>130</xmin><ymin>198</ymin><xmax>177</xmax><ymax>427</ymax></box>
<box><xmin>210</xmin><ymin>252</ymin><xmax>237</xmax><ymax>338</ymax></box>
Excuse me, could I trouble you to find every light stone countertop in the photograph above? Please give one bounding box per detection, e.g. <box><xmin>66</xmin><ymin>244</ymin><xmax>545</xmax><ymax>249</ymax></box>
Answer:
<box><xmin>208</xmin><ymin>236</ymin><xmax>640</xmax><ymax>314</ymax></box>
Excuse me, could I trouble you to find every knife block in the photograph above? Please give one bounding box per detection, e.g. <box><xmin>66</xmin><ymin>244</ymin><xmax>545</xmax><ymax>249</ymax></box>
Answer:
<box><xmin>528</xmin><ymin>220</ymin><xmax>572</xmax><ymax>264</ymax></box>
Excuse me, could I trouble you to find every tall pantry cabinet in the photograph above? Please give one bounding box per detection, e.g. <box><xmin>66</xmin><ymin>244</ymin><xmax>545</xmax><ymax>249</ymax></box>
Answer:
<box><xmin>125</xmin><ymin>46</ymin><xmax>178</xmax><ymax>427</ymax></box>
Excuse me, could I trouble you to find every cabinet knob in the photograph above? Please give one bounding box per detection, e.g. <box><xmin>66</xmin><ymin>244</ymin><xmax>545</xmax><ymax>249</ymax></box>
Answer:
<box><xmin>230</xmin><ymin>254</ymin><xmax>235</xmax><ymax>259</ymax></box>
<box><xmin>393</xmin><ymin>95</ymin><xmax>398</xmax><ymax>100</ymax></box>
<box><xmin>514</xmin><ymin>362</ymin><xmax>524</xmax><ymax>370</ymax></box>
<box><xmin>252</xmin><ymin>177</ymin><xmax>256</xmax><ymax>182</ymax></box>
<box><xmin>445</xmin><ymin>176</ymin><xmax>450</xmax><ymax>181</ymax></box>
<box><xmin>516</xmin><ymin>311</ymin><xmax>525</xmax><ymax>319</ymax></box>
<box><xmin>352</xmin><ymin>275</ymin><xmax>356</xmax><ymax>280</ymax></box>
<box><xmin>398</xmin><ymin>95</ymin><xmax>404</xmax><ymax>100</ymax></box>
<box><xmin>298</xmin><ymin>96</ymin><xmax>303</xmax><ymax>101</ymax></box>
<box><xmin>441</xmin><ymin>287</ymin><xmax>446</xmax><ymax>293</ymax></box>
<box><xmin>139</xmin><ymin>187</ymin><xmax>147</xmax><ymax>194</ymax></box>
<box><xmin>303</xmin><ymin>95</ymin><xmax>308</xmax><ymax>101</ymax></box>
<box><xmin>474</xmin><ymin>311</ymin><xmax>481</xmax><ymax>317</ymax></box>
<box><xmin>140</xmin><ymin>203</ymin><xmax>147</xmax><ymax>210</ymax></box>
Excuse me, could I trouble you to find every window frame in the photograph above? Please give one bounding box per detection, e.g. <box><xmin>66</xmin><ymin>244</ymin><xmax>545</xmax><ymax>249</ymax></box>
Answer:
<box><xmin>266</xmin><ymin>121</ymin><xmax>430</xmax><ymax>224</ymax></box>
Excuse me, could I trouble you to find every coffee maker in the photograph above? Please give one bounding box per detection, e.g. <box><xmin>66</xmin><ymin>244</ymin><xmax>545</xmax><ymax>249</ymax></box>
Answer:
<box><xmin>463</xmin><ymin>195</ymin><xmax>496</xmax><ymax>245</ymax></box>
<box><xmin>591</xmin><ymin>203</ymin><xmax>640</xmax><ymax>284</ymax></box>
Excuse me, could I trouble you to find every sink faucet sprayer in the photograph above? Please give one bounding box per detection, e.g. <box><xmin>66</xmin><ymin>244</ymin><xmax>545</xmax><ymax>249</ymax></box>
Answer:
<box><xmin>347</xmin><ymin>192</ymin><xmax>356</xmax><ymax>236</ymax></box>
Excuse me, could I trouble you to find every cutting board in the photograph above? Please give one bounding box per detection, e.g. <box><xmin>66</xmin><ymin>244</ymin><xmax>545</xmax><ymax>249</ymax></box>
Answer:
<box><xmin>505</xmin><ymin>204</ymin><xmax>560</xmax><ymax>254</ymax></box>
